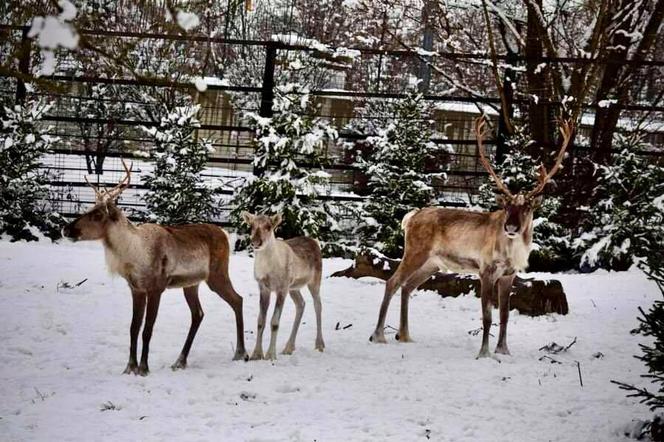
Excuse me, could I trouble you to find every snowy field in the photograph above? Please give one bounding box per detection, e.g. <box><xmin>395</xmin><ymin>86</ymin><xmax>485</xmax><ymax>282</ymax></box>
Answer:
<box><xmin>0</xmin><ymin>239</ymin><xmax>658</xmax><ymax>441</ymax></box>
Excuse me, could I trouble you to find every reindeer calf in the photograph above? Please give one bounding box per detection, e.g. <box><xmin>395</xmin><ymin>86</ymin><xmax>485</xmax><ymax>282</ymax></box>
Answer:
<box><xmin>242</xmin><ymin>212</ymin><xmax>324</xmax><ymax>360</ymax></box>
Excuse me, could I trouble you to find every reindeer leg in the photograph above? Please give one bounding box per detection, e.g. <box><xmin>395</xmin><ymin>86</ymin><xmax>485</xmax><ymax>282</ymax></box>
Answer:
<box><xmin>138</xmin><ymin>290</ymin><xmax>163</xmax><ymax>376</ymax></box>
<box><xmin>495</xmin><ymin>273</ymin><xmax>515</xmax><ymax>355</ymax></box>
<box><xmin>172</xmin><ymin>285</ymin><xmax>204</xmax><ymax>370</ymax></box>
<box><xmin>208</xmin><ymin>272</ymin><xmax>247</xmax><ymax>361</ymax></box>
<box><xmin>282</xmin><ymin>290</ymin><xmax>305</xmax><ymax>355</ymax></box>
<box><xmin>250</xmin><ymin>285</ymin><xmax>270</xmax><ymax>360</ymax></box>
<box><xmin>371</xmin><ymin>252</ymin><xmax>427</xmax><ymax>344</ymax></box>
<box><xmin>124</xmin><ymin>289</ymin><xmax>146</xmax><ymax>375</ymax></box>
<box><xmin>265</xmin><ymin>290</ymin><xmax>286</xmax><ymax>360</ymax></box>
<box><xmin>397</xmin><ymin>262</ymin><xmax>438</xmax><ymax>343</ymax></box>
<box><xmin>308</xmin><ymin>278</ymin><xmax>325</xmax><ymax>352</ymax></box>
<box><xmin>477</xmin><ymin>271</ymin><xmax>495</xmax><ymax>359</ymax></box>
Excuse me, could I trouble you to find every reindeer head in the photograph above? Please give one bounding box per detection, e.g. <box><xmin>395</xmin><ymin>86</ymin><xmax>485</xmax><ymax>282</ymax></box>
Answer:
<box><xmin>475</xmin><ymin>116</ymin><xmax>573</xmax><ymax>238</ymax></box>
<box><xmin>241</xmin><ymin>212</ymin><xmax>282</xmax><ymax>250</ymax></box>
<box><xmin>63</xmin><ymin>160</ymin><xmax>132</xmax><ymax>241</ymax></box>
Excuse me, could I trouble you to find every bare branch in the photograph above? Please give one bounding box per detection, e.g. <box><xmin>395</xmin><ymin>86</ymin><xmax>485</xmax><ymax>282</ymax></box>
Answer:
<box><xmin>522</xmin><ymin>0</ymin><xmax>565</xmax><ymax>98</ymax></box>
<box><xmin>481</xmin><ymin>0</ymin><xmax>514</xmax><ymax>134</ymax></box>
<box><xmin>383</xmin><ymin>27</ymin><xmax>500</xmax><ymax>116</ymax></box>
<box><xmin>484</xmin><ymin>0</ymin><xmax>525</xmax><ymax>49</ymax></box>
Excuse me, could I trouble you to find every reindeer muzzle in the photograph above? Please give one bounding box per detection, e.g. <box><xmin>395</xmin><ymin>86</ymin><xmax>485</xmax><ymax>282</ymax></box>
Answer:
<box><xmin>62</xmin><ymin>222</ymin><xmax>80</xmax><ymax>240</ymax></box>
<box><xmin>504</xmin><ymin>224</ymin><xmax>519</xmax><ymax>237</ymax></box>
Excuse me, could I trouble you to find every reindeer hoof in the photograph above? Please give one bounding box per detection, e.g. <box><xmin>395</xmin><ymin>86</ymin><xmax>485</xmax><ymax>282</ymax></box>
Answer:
<box><xmin>249</xmin><ymin>351</ymin><xmax>264</xmax><ymax>361</ymax></box>
<box><xmin>369</xmin><ymin>332</ymin><xmax>387</xmax><ymax>344</ymax></box>
<box><xmin>233</xmin><ymin>351</ymin><xmax>249</xmax><ymax>361</ymax></box>
<box><xmin>123</xmin><ymin>362</ymin><xmax>138</xmax><ymax>375</ymax></box>
<box><xmin>494</xmin><ymin>345</ymin><xmax>511</xmax><ymax>356</ymax></box>
<box><xmin>396</xmin><ymin>334</ymin><xmax>414</xmax><ymax>343</ymax></box>
<box><xmin>171</xmin><ymin>358</ymin><xmax>187</xmax><ymax>371</ymax></box>
<box><xmin>137</xmin><ymin>364</ymin><xmax>150</xmax><ymax>376</ymax></box>
<box><xmin>476</xmin><ymin>348</ymin><xmax>491</xmax><ymax>359</ymax></box>
<box><xmin>282</xmin><ymin>345</ymin><xmax>295</xmax><ymax>355</ymax></box>
<box><xmin>265</xmin><ymin>350</ymin><xmax>277</xmax><ymax>361</ymax></box>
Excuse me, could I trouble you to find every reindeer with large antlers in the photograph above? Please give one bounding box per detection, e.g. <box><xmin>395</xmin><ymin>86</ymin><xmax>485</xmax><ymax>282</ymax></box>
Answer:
<box><xmin>63</xmin><ymin>160</ymin><xmax>247</xmax><ymax>375</ymax></box>
<box><xmin>369</xmin><ymin>116</ymin><xmax>573</xmax><ymax>358</ymax></box>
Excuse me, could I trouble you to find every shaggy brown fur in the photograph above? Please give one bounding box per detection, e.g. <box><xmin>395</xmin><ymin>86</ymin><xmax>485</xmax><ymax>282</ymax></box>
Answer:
<box><xmin>63</xmin><ymin>167</ymin><xmax>246</xmax><ymax>375</ymax></box>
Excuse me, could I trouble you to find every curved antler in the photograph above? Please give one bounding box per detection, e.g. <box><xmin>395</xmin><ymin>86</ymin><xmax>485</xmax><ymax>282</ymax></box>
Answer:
<box><xmin>526</xmin><ymin>119</ymin><xmax>574</xmax><ymax>198</ymax></box>
<box><xmin>84</xmin><ymin>175</ymin><xmax>106</xmax><ymax>201</ymax></box>
<box><xmin>475</xmin><ymin>116</ymin><xmax>514</xmax><ymax>198</ymax></box>
<box><xmin>105</xmin><ymin>159</ymin><xmax>133</xmax><ymax>200</ymax></box>
<box><xmin>84</xmin><ymin>159</ymin><xmax>132</xmax><ymax>202</ymax></box>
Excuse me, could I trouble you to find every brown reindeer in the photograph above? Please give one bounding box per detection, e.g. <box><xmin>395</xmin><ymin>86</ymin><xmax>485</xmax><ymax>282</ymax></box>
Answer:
<box><xmin>62</xmin><ymin>161</ymin><xmax>247</xmax><ymax>375</ymax></box>
<box><xmin>241</xmin><ymin>212</ymin><xmax>324</xmax><ymax>360</ymax></box>
<box><xmin>369</xmin><ymin>116</ymin><xmax>573</xmax><ymax>358</ymax></box>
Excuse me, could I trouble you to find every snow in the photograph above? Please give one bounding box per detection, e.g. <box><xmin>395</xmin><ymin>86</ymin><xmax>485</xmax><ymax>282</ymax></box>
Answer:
<box><xmin>27</xmin><ymin>0</ymin><xmax>79</xmax><ymax>76</ymax></box>
<box><xmin>598</xmin><ymin>99</ymin><xmax>617</xmax><ymax>108</ymax></box>
<box><xmin>654</xmin><ymin>194</ymin><xmax>664</xmax><ymax>212</ymax></box>
<box><xmin>201</xmin><ymin>76</ymin><xmax>231</xmax><ymax>87</ymax></box>
<box><xmin>57</xmin><ymin>0</ymin><xmax>77</xmax><ymax>21</ymax></box>
<box><xmin>193</xmin><ymin>77</ymin><xmax>208</xmax><ymax>92</ymax></box>
<box><xmin>28</xmin><ymin>13</ymin><xmax>79</xmax><ymax>50</ymax></box>
<box><xmin>433</xmin><ymin>101</ymin><xmax>500</xmax><ymax>116</ymax></box>
<box><xmin>176</xmin><ymin>11</ymin><xmax>200</xmax><ymax>32</ymax></box>
<box><xmin>0</xmin><ymin>239</ymin><xmax>658</xmax><ymax>441</ymax></box>
<box><xmin>341</xmin><ymin>0</ymin><xmax>361</xmax><ymax>7</ymax></box>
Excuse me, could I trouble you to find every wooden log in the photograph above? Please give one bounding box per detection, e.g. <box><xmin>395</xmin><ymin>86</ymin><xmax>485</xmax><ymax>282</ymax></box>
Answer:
<box><xmin>331</xmin><ymin>253</ymin><xmax>569</xmax><ymax>316</ymax></box>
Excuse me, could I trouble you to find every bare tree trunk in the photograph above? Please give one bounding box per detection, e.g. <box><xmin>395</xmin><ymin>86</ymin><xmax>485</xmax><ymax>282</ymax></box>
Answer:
<box><xmin>590</xmin><ymin>0</ymin><xmax>664</xmax><ymax>164</ymax></box>
<box><xmin>332</xmin><ymin>253</ymin><xmax>569</xmax><ymax>316</ymax></box>
<box><xmin>525</xmin><ymin>0</ymin><xmax>554</xmax><ymax>154</ymax></box>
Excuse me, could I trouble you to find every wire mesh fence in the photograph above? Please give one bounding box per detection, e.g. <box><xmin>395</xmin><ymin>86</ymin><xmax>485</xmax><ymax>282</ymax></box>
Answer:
<box><xmin>1</xmin><ymin>25</ymin><xmax>662</xmax><ymax>224</ymax></box>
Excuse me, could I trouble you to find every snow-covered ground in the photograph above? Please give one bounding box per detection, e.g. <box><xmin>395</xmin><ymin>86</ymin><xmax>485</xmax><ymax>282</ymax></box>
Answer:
<box><xmin>0</xmin><ymin>239</ymin><xmax>658</xmax><ymax>441</ymax></box>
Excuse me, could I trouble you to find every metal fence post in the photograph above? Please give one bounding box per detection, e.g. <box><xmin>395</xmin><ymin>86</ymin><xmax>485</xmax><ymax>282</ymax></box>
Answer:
<box><xmin>15</xmin><ymin>26</ymin><xmax>32</xmax><ymax>104</ymax></box>
<box><xmin>418</xmin><ymin>1</ymin><xmax>434</xmax><ymax>93</ymax></box>
<box><xmin>254</xmin><ymin>41</ymin><xmax>277</xmax><ymax>177</ymax></box>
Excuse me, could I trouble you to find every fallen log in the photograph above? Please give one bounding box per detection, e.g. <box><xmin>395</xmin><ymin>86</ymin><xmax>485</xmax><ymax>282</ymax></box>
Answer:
<box><xmin>331</xmin><ymin>253</ymin><xmax>568</xmax><ymax>316</ymax></box>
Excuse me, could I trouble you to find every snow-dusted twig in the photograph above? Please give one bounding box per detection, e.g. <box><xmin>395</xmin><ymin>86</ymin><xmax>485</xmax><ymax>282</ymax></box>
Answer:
<box><xmin>539</xmin><ymin>336</ymin><xmax>577</xmax><ymax>354</ymax></box>
<box><xmin>576</xmin><ymin>361</ymin><xmax>583</xmax><ymax>387</ymax></box>
<box><xmin>382</xmin><ymin>28</ymin><xmax>500</xmax><ymax>117</ymax></box>
<box><xmin>56</xmin><ymin>278</ymin><xmax>88</xmax><ymax>292</ymax></box>
<box><xmin>538</xmin><ymin>355</ymin><xmax>561</xmax><ymax>364</ymax></box>
<box><xmin>100</xmin><ymin>401</ymin><xmax>121</xmax><ymax>411</ymax></box>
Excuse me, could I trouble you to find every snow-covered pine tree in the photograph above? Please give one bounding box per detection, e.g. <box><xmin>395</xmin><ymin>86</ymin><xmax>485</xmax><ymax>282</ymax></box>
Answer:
<box><xmin>0</xmin><ymin>100</ymin><xmax>63</xmax><ymax>240</ymax></box>
<box><xmin>586</xmin><ymin>133</ymin><xmax>664</xmax><ymax>439</ymax></box>
<box><xmin>576</xmin><ymin>133</ymin><xmax>664</xmax><ymax>271</ymax></box>
<box><xmin>612</xmin><ymin>234</ymin><xmax>664</xmax><ymax>440</ymax></box>
<box><xmin>142</xmin><ymin>104</ymin><xmax>218</xmax><ymax>225</ymax></box>
<box><xmin>230</xmin><ymin>84</ymin><xmax>339</xmax><ymax>253</ymax></box>
<box><xmin>354</xmin><ymin>93</ymin><xmax>443</xmax><ymax>258</ymax></box>
<box><xmin>476</xmin><ymin>127</ymin><xmax>573</xmax><ymax>271</ymax></box>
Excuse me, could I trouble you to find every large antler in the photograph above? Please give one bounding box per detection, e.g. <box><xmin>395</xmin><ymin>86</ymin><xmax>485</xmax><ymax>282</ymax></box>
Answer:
<box><xmin>106</xmin><ymin>159</ymin><xmax>132</xmax><ymax>200</ymax></box>
<box><xmin>84</xmin><ymin>159</ymin><xmax>132</xmax><ymax>202</ymax></box>
<box><xmin>526</xmin><ymin>119</ymin><xmax>574</xmax><ymax>198</ymax></box>
<box><xmin>84</xmin><ymin>175</ymin><xmax>105</xmax><ymax>200</ymax></box>
<box><xmin>475</xmin><ymin>116</ymin><xmax>514</xmax><ymax>198</ymax></box>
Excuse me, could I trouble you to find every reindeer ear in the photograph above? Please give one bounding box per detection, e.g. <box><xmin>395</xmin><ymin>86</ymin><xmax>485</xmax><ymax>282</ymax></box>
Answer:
<box><xmin>271</xmin><ymin>213</ymin><xmax>282</xmax><ymax>228</ymax></box>
<box><xmin>531</xmin><ymin>195</ymin><xmax>544</xmax><ymax>209</ymax></box>
<box><xmin>241</xmin><ymin>211</ymin><xmax>255</xmax><ymax>225</ymax></box>
<box><xmin>107</xmin><ymin>202</ymin><xmax>121</xmax><ymax>221</ymax></box>
<box><xmin>496</xmin><ymin>194</ymin><xmax>508</xmax><ymax>208</ymax></box>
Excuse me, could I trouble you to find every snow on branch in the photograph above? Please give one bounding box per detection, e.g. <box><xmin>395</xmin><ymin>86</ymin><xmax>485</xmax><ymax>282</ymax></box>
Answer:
<box><xmin>27</xmin><ymin>0</ymin><xmax>79</xmax><ymax>76</ymax></box>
